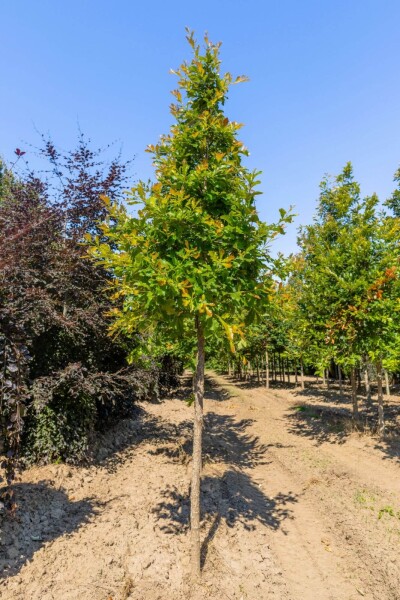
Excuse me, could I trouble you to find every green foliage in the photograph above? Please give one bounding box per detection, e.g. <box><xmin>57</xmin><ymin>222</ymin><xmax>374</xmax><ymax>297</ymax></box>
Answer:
<box><xmin>297</xmin><ymin>163</ymin><xmax>399</xmax><ymax>372</ymax></box>
<box><xmin>90</xmin><ymin>32</ymin><xmax>290</xmax><ymax>360</ymax></box>
<box><xmin>385</xmin><ymin>166</ymin><xmax>400</xmax><ymax>217</ymax></box>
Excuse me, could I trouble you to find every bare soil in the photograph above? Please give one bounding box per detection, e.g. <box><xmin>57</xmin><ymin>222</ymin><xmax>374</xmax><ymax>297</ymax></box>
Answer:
<box><xmin>1</xmin><ymin>372</ymin><xmax>399</xmax><ymax>600</ymax></box>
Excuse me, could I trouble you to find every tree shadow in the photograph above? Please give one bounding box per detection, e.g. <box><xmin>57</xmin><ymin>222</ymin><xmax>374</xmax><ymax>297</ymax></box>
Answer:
<box><xmin>149</xmin><ymin>403</ymin><xmax>298</xmax><ymax>570</ymax></box>
<box><xmin>204</xmin><ymin>375</ymin><xmax>232</xmax><ymax>402</ymax></box>
<box><xmin>96</xmin><ymin>376</ymin><xmax>264</xmax><ymax>472</ymax></box>
<box><xmin>292</xmin><ymin>384</ymin><xmax>361</xmax><ymax>406</ymax></box>
<box><xmin>0</xmin><ymin>481</ymin><xmax>97</xmax><ymax>579</ymax></box>
<box><xmin>372</xmin><ymin>436</ymin><xmax>400</xmax><ymax>463</ymax></box>
<box><xmin>148</xmin><ymin>411</ymin><xmax>270</xmax><ymax>469</ymax></box>
<box><xmin>286</xmin><ymin>402</ymin><xmax>400</xmax><ymax>461</ymax></box>
<box><xmin>153</xmin><ymin>470</ymin><xmax>298</xmax><ymax>568</ymax></box>
<box><xmin>286</xmin><ymin>403</ymin><xmax>352</xmax><ymax>446</ymax></box>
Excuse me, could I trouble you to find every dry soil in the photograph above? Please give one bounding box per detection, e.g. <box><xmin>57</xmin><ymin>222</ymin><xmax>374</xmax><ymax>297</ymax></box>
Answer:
<box><xmin>1</xmin><ymin>372</ymin><xmax>399</xmax><ymax>600</ymax></box>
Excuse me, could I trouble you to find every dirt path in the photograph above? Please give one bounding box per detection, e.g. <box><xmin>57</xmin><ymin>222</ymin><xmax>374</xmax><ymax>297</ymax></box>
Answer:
<box><xmin>1</xmin><ymin>373</ymin><xmax>399</xmax><ymax>599</ymax></box>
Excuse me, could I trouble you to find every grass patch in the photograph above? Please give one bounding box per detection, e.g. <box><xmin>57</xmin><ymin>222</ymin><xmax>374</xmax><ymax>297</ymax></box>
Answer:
<box><xmin>378</xmin><ymin>505</ymin><xmax>400</xmax><ymax>520</ymax></box>
<box><xmin>355</xmin><ymin>489</ymin><xmax>376</xmax><ymax>511</ymax></box>
<box><xmin>294</xmin><ymin>405</ymin><xmax>320</xmax><ymax>419</ymax></box>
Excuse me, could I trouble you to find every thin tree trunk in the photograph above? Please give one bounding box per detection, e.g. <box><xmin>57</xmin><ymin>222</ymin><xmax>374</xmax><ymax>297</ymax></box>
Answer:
<box><xmin>256</xmin><ymin>359</ymin><xmax>260</xmax><ymax>385</ymax></box>
<box><xmin>300</xmin><ymin>357</ymin><xmax>305</xmax><ymax>390</ymax></box>
<box><xmin>338</xmin><ymin>365</ymin><xmax>343</xmax><ymax>398</ymax></box>
<box><xmin>325</xmin><ymin>368</ymin><xmax>330</xmax><ymax>389</ymax></box>
<box><xmin>351</xmin><ymin>368</ymin><xmax>359</xmax><ymax>421</ymax></box>
<box><xmin>265</xmin><ymin>350</ymin><xmax>269</xmax><ymax>389</ymax></box>
<box><xmin>376</xmin><ymin>361</ymin><xmax>385</xmax><ymax>437</ymax></box>
<box><xmin>287</xmin><ymin>359</ymin><xmax>291</xmax><ymax>385</ymax></box>
<box><xmin>357</xmin><ymin>368</ymin><xmax>361</xmax><ymax>391</ymax></box>
<box><xmin>294</xmin><ymin>362</ymin><xmax>298</xmax><ymax>387</ymax></box>
<box><xmin>322</xmin><ymin>370</ymin><xmax>326</xmax><ymax>387</ymax></box>
<box><xmin>191</xmin><ymin>318</ymin><xmax>204</xmax><ymax>578</ymax></box>
<box><xmin>364</xmin><ymin>364</ymin><xmax>371</xmax><ymax>404</ymax></box>
<box><xmin>384</xmin><ymin>370</ymin><xmax>390</xmax><ymax>396</ymax></box>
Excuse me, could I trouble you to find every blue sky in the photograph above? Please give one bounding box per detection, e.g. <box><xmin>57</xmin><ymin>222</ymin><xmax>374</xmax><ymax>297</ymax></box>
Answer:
<box><xmin>1</xmin><ymin>1</ymin><xmax>400</xmax><ymax>253</ymax></box>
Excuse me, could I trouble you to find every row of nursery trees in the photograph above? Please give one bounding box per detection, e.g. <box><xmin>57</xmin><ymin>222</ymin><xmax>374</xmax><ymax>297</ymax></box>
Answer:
<box><xmin>1</xmin><ymin>31</ymin><xmax>399</xmax><ymax>577</ymax></box>
<box><xmin>216</xmin><ymin>163</ymin><xmax>400</xmax><ymax>437</ymax></box>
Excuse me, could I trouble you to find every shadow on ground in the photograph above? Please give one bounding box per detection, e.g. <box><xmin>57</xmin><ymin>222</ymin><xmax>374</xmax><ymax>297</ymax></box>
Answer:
<box><xmin>153</xmin><ymin>469</ymin><xmax>297</xmax><ymax>567</ymax></box>
<box><xmin>220</xmin><ymin>373</ymin><xmax>400</xmax><ymax>462</ymax></box>
<box><xmin>147</xmin><ymin>383</ymin><xmax>298</xmax><ymax>568</ymax></box>
<box><xmin>0</xmin><ymin>482</ymin><xmax>96</xmax><ymax>579</ymax></box>
<box><xmin>286</xmin><ymin>400</ymin><xmax>400</xmax><ymax>462</ymax></box>
<box><xmin>148</xmin><ymin>411</ymin><xmax>269</xmax><ymax>468</ymax></box>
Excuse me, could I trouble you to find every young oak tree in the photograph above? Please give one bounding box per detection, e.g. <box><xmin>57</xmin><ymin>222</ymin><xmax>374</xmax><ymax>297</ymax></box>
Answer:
<box><xmin>90</xmin><ymin>32</ymin><xmax>290</xmax><ymax>577</ymax></box>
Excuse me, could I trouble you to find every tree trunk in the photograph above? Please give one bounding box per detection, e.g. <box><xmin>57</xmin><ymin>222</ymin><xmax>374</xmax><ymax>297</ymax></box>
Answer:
<box><xmin>300</xmin><ymin>357</ymin><xmax>305</xmax><ymax>390</ymax></box>
<box><xmin>384</xmin><ymin>370</ymin><xmax>390</xmax><ymax>396</ymax></box>
<box><xmin>287</xmin><ymin>359</ymin><xmax>291</xmax><ymax>384</ymax></box>
<box><xmin>338</xmin><ymin>365</ymin><xmax>343</xmax><ymax>398</ymax></box>
<box><xmin>256</xmin><ymin>359</ymin><xmax>260</xmax><ymax>385</ymax></box>
<box><xmin>357</xmin><ymin>368</ymin><xmax>361</xmax><ymax>391</ymax></box>
<box><xmin>191</xmin><ymin>318</ymin><xmax>205</xmax><ymax>578</ymax></box>
<box><xmin>325</xmin><ymin>368</ymin><xmax>330</xmax><ymax>389</ymax></box>
<box><xmin>294</xmin><ymin>362</ymin><xmax>298</xmax><ymax>387</ymax></box>
<box><xmin>376</xmin><ymin>361</ymin><xmax>385</xmax><ymax>437</ymax></box>
<box><xmin>364</xmin><ymin>364</ymin><xmax>371</xmax><ymax>405</ymax></box>
<box><xmin>351</xmin><ymin>368</ymin><xmax>359</xmax><ymax>421</ymax></box>
<box><xmin>265</xmin><ymin>350</ymin><xmax>270</xmax><ymax>389</ymax></box>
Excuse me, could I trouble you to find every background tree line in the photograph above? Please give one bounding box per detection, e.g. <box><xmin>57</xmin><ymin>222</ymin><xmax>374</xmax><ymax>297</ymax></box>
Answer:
<box><xmin>212</xmin><ymin>163</ymin><xmax>400</xmax><ymax>437</ymax></box>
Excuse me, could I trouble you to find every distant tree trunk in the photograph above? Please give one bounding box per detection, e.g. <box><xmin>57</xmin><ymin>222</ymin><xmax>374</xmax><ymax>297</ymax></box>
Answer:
<box><xmin>384</xmin><ymin>370</ymin><xmax>390</xmax><ymax>396</ymax></box>
<box><xmin>357</xmin><ymin>368</ymin><xmax>362</xmax><ymax>391</ymax></box>
<box><xmin>265</xmin><ymin>350</ymin><xmax>270</xmax><ymax>389</ymax></box>
<box><xmin>322</xmin><ymin>370</ymin><xmax>326</xmax><ymax>387</ymax></box>
<box><xmin>287</xmin><ymin>358</ymin><xmax>291</xmax><ymax>384</ymax></box>
<box><xmin>338</xmin><ymin>365</ymin><xmax>343</xmax><ymax>398</ymax></box>
<box><xmin>294</xmin><ymin>362</ymin><xmax>298</xmax><ymax>387</ymax></box>
<box><xmin>191</xmin><ymin>318</ymin><xmax>205</xmax><ymax>578</ymax></box>
<box><xmin>376</xmin><ymin>361</ymin><xmax>385</xmax><ymax>437</ymax></box>
<box><xmin>326</xmin><ymin>368</ymin><xmax>330</xmax><ymax>389</ymax></box>
<box><xmin>256</xmin><ymin>359</ymin><xmax>260</xmax><ymax>385</ymax></box>
<box><xmin>300</xmin><ymin>357</ymin><xmax>305</xmax><ymax>390</ymax></box>
<box><xmin>364</xmin><ymin>363</ymin><xmax>371</xmax><ymax>405</ymax></box>
<box><xmin>351</xmin><ymin>368</ymin><xmax>359</xmax><ymax>421</ymax></box>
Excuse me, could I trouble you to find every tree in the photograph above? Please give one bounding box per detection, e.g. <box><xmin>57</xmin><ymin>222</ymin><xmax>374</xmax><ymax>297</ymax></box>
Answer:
<box><xmin>298</xmin><ymin>164</ymin><xmax>399</xmax><ymax>432</ymax></box>
<box><xmin>90</xmin><ymin>31</ymin><xmax>289</xmax><ymax>577</ymax></box>
<box><xmin>385</xmin><ymin>166</ymin><xmax>400</xmax><ymax>217</ymax></box>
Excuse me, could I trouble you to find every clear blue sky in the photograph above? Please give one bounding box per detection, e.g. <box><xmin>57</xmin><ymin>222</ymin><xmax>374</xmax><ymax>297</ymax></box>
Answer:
<box><xmin>2</xmin><ymin>1</ymin><xmax>400</xmax><ymax>253</ymax></box>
